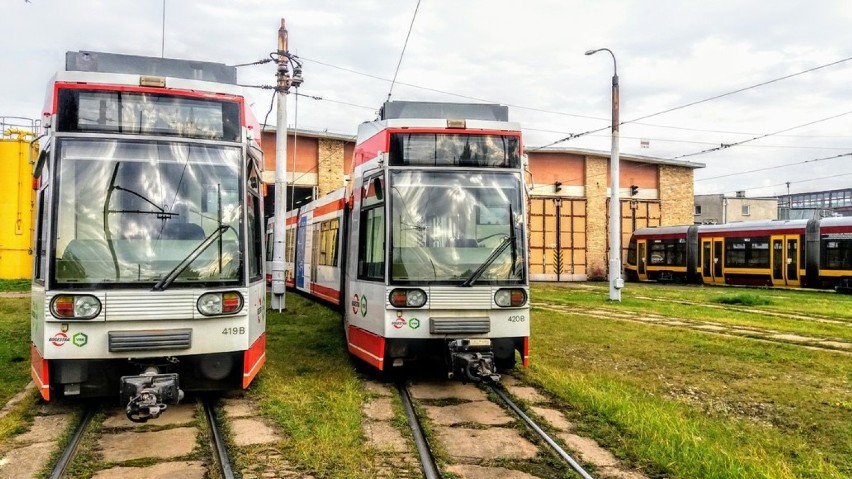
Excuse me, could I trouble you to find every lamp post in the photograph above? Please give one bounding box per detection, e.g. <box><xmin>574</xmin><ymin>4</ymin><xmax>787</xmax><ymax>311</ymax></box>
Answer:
<box><xmin>586</xmin><ymin>47</ymin><xmax>623</xmax><ymax>301</ymax></box>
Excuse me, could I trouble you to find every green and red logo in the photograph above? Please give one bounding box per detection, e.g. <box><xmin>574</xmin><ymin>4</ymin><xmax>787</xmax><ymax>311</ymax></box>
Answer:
<box><xmin>72</xmin><ymin>332</ymin><xmax>88</xmax><ymax>347</ymax></box>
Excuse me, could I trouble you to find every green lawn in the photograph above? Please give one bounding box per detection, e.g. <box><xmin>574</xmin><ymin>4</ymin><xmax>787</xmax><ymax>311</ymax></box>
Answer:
<box><xmin>524</xmin><ymin>283</ymin><xmax>852</xmax><ymax>479</ymax></box>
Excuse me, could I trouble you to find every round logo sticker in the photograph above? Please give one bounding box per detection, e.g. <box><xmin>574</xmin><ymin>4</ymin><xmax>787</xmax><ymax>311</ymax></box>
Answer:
<box><xmin>50</xmin><ymin>332</ymin><xmax>70</xmax><ymax>347</ymax></box>
<box><xmin>392</xmin><ymin>317</ymin><xmax>406</xmax><ymax>329</ymax></box>
<box><xmin>351</xmin><ymin>294</ymin><xmax>360</xmax><ymax>315</ymax></box>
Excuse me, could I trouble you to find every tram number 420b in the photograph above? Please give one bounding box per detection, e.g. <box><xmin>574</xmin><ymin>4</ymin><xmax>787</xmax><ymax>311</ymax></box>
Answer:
<box><xmin>222</xmin><ymin>327</ymin><xmax>246</xmax><ymax>335</ymax></box>
<box><xmin>508</xmin><ymin>315</ymin><xmax>526</xmax><ymax>323</ymax></box>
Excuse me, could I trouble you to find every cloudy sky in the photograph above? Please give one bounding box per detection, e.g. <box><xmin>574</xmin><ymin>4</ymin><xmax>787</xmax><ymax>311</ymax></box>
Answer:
<box><xmin>4</xmin><ymin>0</ymin><xmax>852</xmax><ymax>197</ymax></box>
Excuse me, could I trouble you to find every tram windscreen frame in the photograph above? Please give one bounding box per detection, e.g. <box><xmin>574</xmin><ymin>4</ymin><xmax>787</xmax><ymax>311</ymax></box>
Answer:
<box><xmin>389</xmin><ymin>170</ymin><xmax>526</xmax><ymax>285</ymax></box>
<box><xmin>388</xmin><ymin>133</ymin><xmax>520</xmax><ymax>168</ymax></box>
<box><xmin>56</xmin><ymin>88</ymin><xmax>241</xmax><ymax>142</ymax></box>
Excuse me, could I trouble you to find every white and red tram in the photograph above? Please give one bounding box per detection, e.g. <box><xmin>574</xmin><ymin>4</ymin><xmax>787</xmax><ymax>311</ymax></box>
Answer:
<box><xmin>277</xmin><ymin>101</ymin><xmax>530</xmax><ymax>381</ymax></box>
<box><xmin>30</xmin><ymin>51</ymin><xmax>267</xmax><ymax>421</ymax></box>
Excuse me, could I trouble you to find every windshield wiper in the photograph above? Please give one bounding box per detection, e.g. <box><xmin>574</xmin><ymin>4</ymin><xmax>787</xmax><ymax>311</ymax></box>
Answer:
<box><xmin>152</xmin><ymin>224</ymin><xmax>229</xmax><ymax>291</ymax></box>
<box><xmin>461</xmin><ymin>204</ymin><xmax>517</xmax><ymax>287</ymax></box>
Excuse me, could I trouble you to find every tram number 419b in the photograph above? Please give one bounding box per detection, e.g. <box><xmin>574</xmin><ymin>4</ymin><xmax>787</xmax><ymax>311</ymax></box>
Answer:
<box><xmin>508</xmin><ymin>315</ymin><xmax>526</xmax><ymax>323</ymax></box>
<box><xmin>222</xmin><ymin>327</ymin><xmax>246</xmax><ymax>335</ymax></box>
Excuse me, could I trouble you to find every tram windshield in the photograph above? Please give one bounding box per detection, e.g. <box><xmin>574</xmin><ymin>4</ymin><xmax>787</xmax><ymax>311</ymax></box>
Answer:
<box><xmin>52</xmin><ymin>138</ymin><xmax>242</xmax><ymax>286</ymax></box>
<box><xmin>390</xmin><ymin>171</ymin><xmax>525</xmax><ymax>285</ymax></box>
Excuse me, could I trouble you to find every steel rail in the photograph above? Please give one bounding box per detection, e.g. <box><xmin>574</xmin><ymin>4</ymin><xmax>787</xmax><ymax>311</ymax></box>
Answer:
<box><xmin>489</xmin><ymin>384</ymin><xmax>595</xmax><ymax>479</ymax></box>
<box><xmin>48</xmin><ymin>404</ymin><xmax>97</xmax><ymax>479</ymax></box>
<box><xmin>396</xmin><ymin>380</ymin><xmax>441</xmax><ymax>479</ymax></box>
<box><xmin>203</xmin><ymin>396</ymin><xmax>235</xmax><ymax>479</ymax></box>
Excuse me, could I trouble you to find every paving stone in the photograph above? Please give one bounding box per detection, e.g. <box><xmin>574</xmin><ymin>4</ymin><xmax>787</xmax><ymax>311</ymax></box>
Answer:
<box><xmin>223</xmin><ymin>398</ymin><xmax>258</xmax><ymax>418</ymax></box>
<box><xmin>530</xmin><ymin>406</ymin><xmax>574</xmax><ymax>431</ymax></box>
<box><xmin>0</xmin><ymin>383</ymin><xmax>34</xmax><ymax>421</ymax></box>
<box><xmin>694</xmin><ymin>324</ymin><xmax>728</xmax><ymax>332</ymax></box>
<box><xmin>436</xmin><ymin>426</ymin><xmax>538</xmax><ymax>461</ymax></box>
<box><xmin>770</xmin><ymin>333</ymin><xmax>814</xmax><ymax>342</ymax></box>
<box><xmin>102</xmin><ymin>403</ymin><xmax>196</xmax><ymax>428</ymax></box>
<box><xmin>91</xmin><ymin>460</ymin><xmax>206</xmax><ymax>479</ymax></box>
<box><xmin>231</xmin><ymin>418</ymin><xmax>281</xmax><ymax>446</ymax></box>
<box><xmin>15</xmin><ymin>414</ymin><xmax>70</xmax><ymax>444</ymax></box>
<box><xmin>499</xmin><ymin>375</ymin><xmax>522</xmax><ymax>387</ymax></box>
<box><xmin>557</xmin><ymin>432</ymin><xmax>619</xmax><ymax>467</ymax></box>
<box><xmin>819</xmin><ymin>340</ymin><xmax>851</xmax><ymax>349</ymax></box>
<box><xmin>505</xmin><ymin>385</ymin><xmax>547</xmax><ymax>404</ymax></box>
<box><xmin>597</xmin><ymin>467</ymin><xmax>650</xmax><ymax>479</ymax></box>
<box><xmin>362</xmin><ymin>419</ymin><xmax>408</xmax><ymax>452</ymax></box>
<box><xmin>0</xmin><ymin>442</ymin><xmax>54</xmax><ymax>479</ymax></box>
<box><xmin>99</xmin><ymin>427</ymin><xmax>197</xmax><ymax>462</ymax></box>
<box><xmin>424</xmin><ymin>401</ymin><xmax>512</xmax><ymax>426</ymax></box>
<box><xmin>363</xmin><ymin>380</ymin><xmax>394</xmax><ymax>396</ymax></box>
<box><xmin>446</xmin><ymin>464</ymin><xmax>542</xmax><ymax>479</ymax></box>
<box><xmin>408</xmin><ymin>382</ymin><xmax>487</xmax><ymax>401</ymax></box>
<box><xmin>363</xmin><ymin>397</ymin><xmax>395</xmax><ymax>421</ymax></box>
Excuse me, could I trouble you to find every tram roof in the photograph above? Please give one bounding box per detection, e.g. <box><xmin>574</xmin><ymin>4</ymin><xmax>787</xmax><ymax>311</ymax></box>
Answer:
<box><xmin>65</xmin><ymin>51</ymin><xmax>237</xmax><ymax>84</ymax></box>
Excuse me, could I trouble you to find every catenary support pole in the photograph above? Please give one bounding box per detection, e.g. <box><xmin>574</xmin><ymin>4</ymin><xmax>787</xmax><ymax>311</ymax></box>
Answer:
<box><xmin>271</xmin><ymin>19</ymin><xmax>290</xmax><ymax>311</ymax></box>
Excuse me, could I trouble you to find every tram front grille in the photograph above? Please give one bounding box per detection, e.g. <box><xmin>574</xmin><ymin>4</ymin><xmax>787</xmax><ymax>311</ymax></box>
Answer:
<box><xmin>108</xmin><ymin>329</ymin><xmax>192</xmax><ymax>352</ymax></box>
<box><xmin>429</xmin><ymin>317</ymin><xmax>490</xmax><ymax>334</ymax></box>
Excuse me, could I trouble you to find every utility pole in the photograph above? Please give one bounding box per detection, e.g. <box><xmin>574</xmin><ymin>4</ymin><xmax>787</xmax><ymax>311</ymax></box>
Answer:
<box><xmin>271</xmin><ymin>18</ymin><xmax>302</xmax><ymax>311</ymax></box>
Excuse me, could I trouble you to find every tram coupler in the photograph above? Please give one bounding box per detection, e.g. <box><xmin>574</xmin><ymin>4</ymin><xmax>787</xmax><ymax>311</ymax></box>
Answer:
<box><xmin>447</xmin><ymin>339</ymin><xmax>501</xmax><ymax>383</ymax></box>
<box><xmin>120</xmin><ymin>370</ymin><xmax>184</xmax><ymax>423</ymax></box>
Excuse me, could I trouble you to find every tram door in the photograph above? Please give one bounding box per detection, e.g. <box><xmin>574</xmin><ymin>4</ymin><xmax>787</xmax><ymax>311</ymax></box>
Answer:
<box><xmin>701</xmin><ymin>238</ymin><xmax>725</xmax><ymax>284</ymax></box>
<box><xmin>637</xmin><ymin>239</ymin><xmax>648</xmax><ymax>281</ymax></box>
<box><xmin>771</xmin><ymin>235</ymin><xmax>800</xmax><ymax>287</ymax></box>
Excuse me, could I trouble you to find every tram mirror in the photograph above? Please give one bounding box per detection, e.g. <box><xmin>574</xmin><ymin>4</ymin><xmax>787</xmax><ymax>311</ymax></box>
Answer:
<box><xmin>372</xmin><ymin>177</ymin><xmax>384</xmax><ymax>201</ymax></box>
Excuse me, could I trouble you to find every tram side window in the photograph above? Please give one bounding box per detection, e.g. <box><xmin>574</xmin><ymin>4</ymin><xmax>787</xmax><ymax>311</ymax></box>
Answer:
<box><xmin>358</xmin><ymin>175</ymin><xmax>385</xmax><ymax>281</ymax></box>
<box><xmin>649</xmin><ymin>240</ymin><xmax>685</xmax><ymax>265</ymax></box>
<box><xmin>724</xmin><ymin>237</ymin><xmax>770</xmax><ymax>268</ymax></box>
<box><xmin>33</xmin><ymin>174</ymin><xmax>49</xmax><ymax>283</ymax></box>
<box><xmin>318</xmin><ymin>219</ymin><xmax>340</xmax><ymax>266</ymax></box>
<box><xmin>822</xmin><ymin>239</ymin><xmax>852</xmax><ymax>270</ymax></box>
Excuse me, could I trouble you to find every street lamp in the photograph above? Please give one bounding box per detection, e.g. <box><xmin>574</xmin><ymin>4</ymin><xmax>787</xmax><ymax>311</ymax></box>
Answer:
<box><xmin>586</xmin><ymin>47</ymin><xmax>623</xmax><ymax>301</ymax></box>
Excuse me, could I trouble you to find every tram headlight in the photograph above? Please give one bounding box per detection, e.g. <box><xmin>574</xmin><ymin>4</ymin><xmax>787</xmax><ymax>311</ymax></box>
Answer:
<box><xmin>389</xmin><ymin>288</ymin><xmax>427</xmax><ymax>308</ymax></box>
<box><xmin>50</xmin><ymin>295</ymin><xmax>101</xmax><ymax>320</ymax></box>
<box><xmin>197</xmin><ymin>292</ymin><xmax>243</xmax><ymax>316</ymax></box>
<box><xmin>494</xmin><ymin>288</ymin><xmax>527</xmax><ymax>307</ymax></box>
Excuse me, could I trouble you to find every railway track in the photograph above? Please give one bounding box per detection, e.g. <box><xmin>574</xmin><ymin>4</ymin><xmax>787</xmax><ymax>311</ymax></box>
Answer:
<box><xmin>44</xmin><ymin>396</ymin><xmax>234</xmax><ymax>479</ymax></box>
<box><xmin>395</xmin><ymin>378</ymin><xmax>597</xmax><ymax>479</ymax></box>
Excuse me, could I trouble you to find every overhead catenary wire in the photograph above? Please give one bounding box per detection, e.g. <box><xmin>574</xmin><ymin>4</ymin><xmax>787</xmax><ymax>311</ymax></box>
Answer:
<box><xmin>697</xmin><ymin>152</ymin><xmax>852</xmax><ymax>182</ymax></box>
<box><xmin>387</xmin><ymin>0</ymin><xmax>421</xmax><ymax>102</ymax></box>
<box><xmin>670</xmin><ymin>109</ymin><xmax>852</xmax><ymax>160</ymax></box>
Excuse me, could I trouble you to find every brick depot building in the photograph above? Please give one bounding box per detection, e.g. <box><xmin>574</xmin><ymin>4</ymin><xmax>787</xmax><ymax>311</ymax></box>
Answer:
<box><xmin>260</xmin><ymin>128</ymin><xmax>704</xmax><ymax>282</ymax></box>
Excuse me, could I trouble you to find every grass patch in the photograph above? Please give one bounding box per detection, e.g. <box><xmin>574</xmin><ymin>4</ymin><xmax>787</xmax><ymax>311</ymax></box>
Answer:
<box><xmin>714</xmin><ymin>293</ymin><xmax>773</xmax><ymax>306</ymax></box>
<box><xmin>242</xmin><ymin>293</ymin><xmax>380</xmax><ymax>478</ymax></box>
<box><xmin>0</xmin><ymin>297</ymin><xmax>33</xmax><ymax>406</ymax></box>
<box><xmin>0</xmin><ymin>279</ymin><xmax>29</xmax><ymax>292</ymax></box>
<box><xmin>525</xmin><ymin>284</ymin><xmax>852</xmax><ymax>478</ymax></box>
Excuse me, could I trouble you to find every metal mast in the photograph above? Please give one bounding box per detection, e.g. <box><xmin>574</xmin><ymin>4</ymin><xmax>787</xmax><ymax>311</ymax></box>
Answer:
<box><xmin>271</xmin><ymin>19</ymin><xmax>302</xmax><ymax>311</ymax></box>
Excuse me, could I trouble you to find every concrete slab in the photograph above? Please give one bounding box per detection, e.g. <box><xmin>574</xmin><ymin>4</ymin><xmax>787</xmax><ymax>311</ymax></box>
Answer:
<box><xmin>14</xmin><ymin>414</ymin><xmax>70</xmax><ymax>444</ymax></box>
<box><xmin>102</xmin><ymin>403</ymin><xmax>196</xmax><ymax>429</ymax></box>
<box><xmin>694</xmin><ymin>325</ymin><xmax>727</xmax><ymax>332</ymax></box>
<box><xmin>0</xmin><ymin>442</ymin><xmax>54</xmax><ymax>479</ymax></box>
<box><xmin>446</xmin><ymin>464</ymin><xmax>541</xmax><ymax>479</ymax></box>
<box><xmin>423</xmin><ymin>401</ymin><xmax>512</xmax><ymax>426</ymax></box>
<box><xmin>230</xmin><ymin>418</ymin><xmax>281</xmax><ymax>446</ymax></box>
<box><xmin>770</xmin><ymin>333</ymin><xmax>814</xmax><ymax>343</ymax></box>
<box><xmin>819</xmin><ymin>340</ymin><xmax>851</xmax><ymax>349</ymax></box>
<box><xmin>99</xmin><ymin>427</ymin><xmax>197</xmax><ymax>462</ymax></box>
<box><xmin>505</xmin><ymin>385</ymin><xmax>547</xmax><ymax>404</ymax></box>
<box><xmin>597</xmin><ymin>467</ymin><xmax>650</xmax><ymax>479</ymax></box>
<box><xmin>408</xmin><ymin>382</ymin><xmax>487</xmax><ymax>402</ymax></box>
<box><xmin>530</xmin><ymin>406</ymin><xmax>574</xmax><ymax>431</ymax></box>
<box><xmin>0</xmin><ymin>383</ymin><xmax>34</xmax><ymax>421</ymax></box>
<box><xmin>363</xmin><ymin>380</ymin><xmax>394</xmax><ymax>397</ymax></box>
<box><xmin>222</xmin><ymin>398</ymin><xmax>257</xmax><ymax>418</ymax></box>
<box><xmin>362</xmin><ymin>419</ymin><xmax>408</xmax><ymax>452</ymax></box>
<box><xmin>91</xmin><ymin>461</ymin><xmax>206</xmax><ymax>479</ymax></box>
<box><xmin>363</xmin><ymin>397</ymin><xmax>395</xmax><ymax>421</ymax></box>
<box><xmin>436</xmin><ymin>427</ymin><xmax>538</xmax><ymax>461</ymax></box>
<box><xmin>557</xmin><ymin>432</ymin><xmax>619</xmax><ymax>467</ymax></box>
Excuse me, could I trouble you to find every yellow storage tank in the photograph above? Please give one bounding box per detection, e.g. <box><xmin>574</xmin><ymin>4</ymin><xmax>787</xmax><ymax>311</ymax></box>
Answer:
<box><xmin>0</xmin><ymin>118</ymin><xmax>39</xmax><ymax>279</ymax></box>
